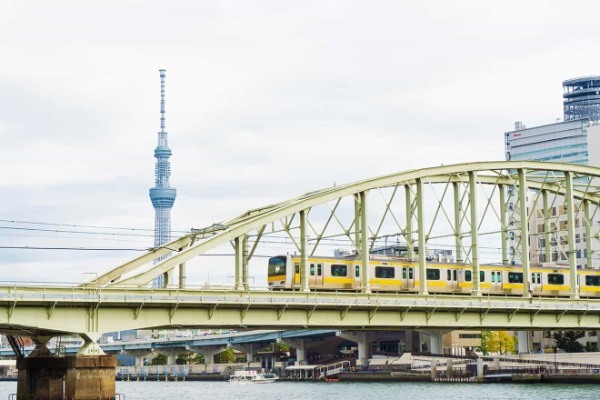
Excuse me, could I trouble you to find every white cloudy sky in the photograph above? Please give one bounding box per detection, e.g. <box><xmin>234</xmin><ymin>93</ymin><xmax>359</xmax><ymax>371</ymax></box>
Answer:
<box><xmin>1</xmin><ymin>0</ymin><xmax>599</xmax><ymax>284</ymax></box>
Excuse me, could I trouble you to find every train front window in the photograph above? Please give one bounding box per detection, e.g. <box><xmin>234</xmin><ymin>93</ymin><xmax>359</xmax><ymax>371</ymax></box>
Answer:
<box><xmin>268</xmin><ymin>256</ymin><xmax>286</xmax><ymax>276</ymax></box>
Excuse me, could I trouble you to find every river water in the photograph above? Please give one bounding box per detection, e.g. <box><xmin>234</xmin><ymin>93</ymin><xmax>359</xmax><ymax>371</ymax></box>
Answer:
<box><xmin>0</xmin><ymin>381</ymin><xmax>598</xmax><ymax>399</ymax></box>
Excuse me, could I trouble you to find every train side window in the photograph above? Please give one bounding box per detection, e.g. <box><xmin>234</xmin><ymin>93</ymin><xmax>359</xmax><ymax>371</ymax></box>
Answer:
<box><xmin>355</xmin><ymin>265</ymin><xmax>360</xmax><ymax>277</ymax></box>
<box><xmin>409</xmin><ymin>268</ymin><xmax>414</xmax><ymax>279</ymax></box>
<box><xmin>536</xmin><ymin>273</ymin><xmax>541</xmax><ymax>284</ymax></box>
<box><xmin>453</xmin><ymin>270</ymin><xmax>457</xmax><ymax>281</ymax></box>
<box><xmin>491</xmin><ymin>272</ymin><xmax>495</xmax><ymax>283</ymax></box>
<box><xmin>331</xmin><ymin>264</ymin><xmax>348</xmax><ymax>277</ymax></box>
<box><xmin>447</xmin><ymin>270</ymin><xmax>451</xmax><ymax>280</ymax></box>
<box><xmin>375</xmin><ymin>266</ymin><xmax>395</xmax><ymax>279</ymax></box>
<box><xmin>480</xmin><ymin>271</ymin><xmax>485</xmax><ymax>282</ymax></box>
<box><xmin>402</xmin><ymin>268</ymin><xmax>407</xmax><ymax>279</ymax></box>
<box><xmin>465</xmin><ymin>270</ymin><xmax>472</xmax><ymax>282</ymax></box>
<box><xmin>548</xmin><ymin>273</ymin><xmax>564</xmax><ymax>285</ymax></box>
<box><xmin>317</xmin><ymin>264</ymin><xmax>322</xmax><ymax>276</ymax></box>
<box><xmin>508</xmin><ymin>272</ymin><xmax>523</xmax><ymax>283</ymax></box>
<box><xmin>310</xmin><ymin>264</ymin><xmax>315</xmax><ymax>276</ymax></box>
<box><xmin>295</xmin><ymin>263</ymin><xmax>300</xmax><ymax>273</ymax></box>
<box><xmin>426</xmin><ymin>268</ymin><xmax>440</xmax><ymax>280</ymax></box>
<box><xmin>585</xmin><ymin>275</ymin><xmax>600</xmax><ymax>286</ymax></box>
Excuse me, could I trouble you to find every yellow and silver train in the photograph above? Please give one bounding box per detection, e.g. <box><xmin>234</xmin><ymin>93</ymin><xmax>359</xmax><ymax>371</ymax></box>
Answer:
<box><xmin>267</xmin><ymin>254</ymin><xmax>600</xmax><ymax>297</ymax></box>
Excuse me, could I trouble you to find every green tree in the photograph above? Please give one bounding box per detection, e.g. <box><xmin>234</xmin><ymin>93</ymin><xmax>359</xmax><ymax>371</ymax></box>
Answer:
<box><xmin>215</xmin><ymin>349</ymin><xmax>235</xmax><ymax>363</ymax></box>
<box><xmin>479</xmin><ymin>331</ymin><xmax>492</xmax><ymax>355</ymax></box>
<box><xmin>553</xmin><ymin>331</ymin><xmax>585</xmax><ymax>352</ymax></box>
<box><xmin>150</xmin><ymin>354</ymin><xmax>167</xmax><ymax>365</ymax></box>
<box><xmin>176</xmin><ymin>352</ymin><xmax>205</xmax><ymax>365</ymax></box>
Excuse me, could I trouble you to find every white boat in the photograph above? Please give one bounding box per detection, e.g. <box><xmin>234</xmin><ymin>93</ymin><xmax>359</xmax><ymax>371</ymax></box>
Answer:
<box><xmin>228</xmin><ymin>370</ymin><xmax>279</xmax><ymax>383</ymax></box>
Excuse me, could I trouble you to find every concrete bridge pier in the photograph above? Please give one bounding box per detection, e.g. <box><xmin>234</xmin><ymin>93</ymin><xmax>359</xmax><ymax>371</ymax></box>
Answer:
<box><xmin>124</xmin><ymin>349</ymin><xmax>153</xmax><ymax>368</ymax></box>
<box><xmin>190</xmin><ymin>345</ymin><xmax>228</xmax><ymax>371</ymax></box>
<box><xmin>17</xmin><ymin>333</ymin><xmax>117</xmax><ymax>400</ymax></box>
<box><xmin>280</xmin><ymin>338</ymin><xmax>307</xmax><ymax>365</ymax></box>
<box><xmin>518</xmin><ymin>331</ymin><xmax>530</xmax><ymax>354</ymax></box>
<box><xmin>232</xmin><ymin>343</ymin><xmax>256</xmax><ymax>363</ymax></box>
<box><xmin>338</xmin><ymin>331</ymin><xmax>371</xmax><ymax>368</ymax></box>
<box><xmin>429</xmin><ymin>330</ymin><xmax>444</xmax><ymax>354</ymax></box>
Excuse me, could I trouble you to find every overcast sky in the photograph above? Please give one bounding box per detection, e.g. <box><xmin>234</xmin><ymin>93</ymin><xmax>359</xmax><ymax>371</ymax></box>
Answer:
<box><xmin>2</xmin><ymin>0</ymin><xmax>599</xmax><ymax>284</ymax></box>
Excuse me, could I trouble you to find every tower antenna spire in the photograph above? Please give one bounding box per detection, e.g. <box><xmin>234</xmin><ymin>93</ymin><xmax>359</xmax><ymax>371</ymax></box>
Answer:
<box><xmin>160</xmin><ymin>69</ymin><xmax>166</xmax><ymax>133</ymax></box>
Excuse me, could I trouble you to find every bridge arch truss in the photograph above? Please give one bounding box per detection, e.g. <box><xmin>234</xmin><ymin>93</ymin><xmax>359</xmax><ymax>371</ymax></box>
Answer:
<box><xmin>87</xmin><ymin>161</ymin><xmax>600</xmax><ymax>301</ymax></box>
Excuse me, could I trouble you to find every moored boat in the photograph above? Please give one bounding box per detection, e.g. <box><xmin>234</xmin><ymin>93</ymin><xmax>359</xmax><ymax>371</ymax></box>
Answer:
<box><xmin>228</xmin><ymin>370</ymin><xmax>279</xmax><ymax>384</ymax></box>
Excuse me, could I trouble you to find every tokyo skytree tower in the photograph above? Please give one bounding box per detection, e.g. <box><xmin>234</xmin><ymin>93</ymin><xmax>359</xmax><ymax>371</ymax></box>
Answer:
<box><xmin>149</xmin><ymin>69</ymin><xmax>177</xmax><ymax>288</ymax></box>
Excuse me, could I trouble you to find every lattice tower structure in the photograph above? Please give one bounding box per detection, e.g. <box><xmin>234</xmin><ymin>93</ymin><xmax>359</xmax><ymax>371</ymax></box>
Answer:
<box><xmin>149</xmin><ymin>69</ymin><xmax>177</xmax><ymax>287</ymax></box>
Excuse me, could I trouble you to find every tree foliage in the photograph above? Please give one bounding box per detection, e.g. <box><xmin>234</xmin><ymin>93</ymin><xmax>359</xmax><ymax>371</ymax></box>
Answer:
<box><xmin>553</xmin><ymin>331</ymin><xmax>585</xmax><ymax>353</ymax></box>
<box><xmin>150</xmin><ymin>354</ymin><xmax>167</xmax><ymax>365</ymax></box>
<box><xmin>176</xmin><ymin>352</ymin><xmax>205</xmax><ymax>365</ymax></box>
<box><xmin>479</xmin><ymin>331</ymin><xmax>516</xmax><ymax>355</ymax></box>
<box><xmin>215</xmin><ymin>349</ymin><xmax>235</xmax><ymax>363</ymax></box>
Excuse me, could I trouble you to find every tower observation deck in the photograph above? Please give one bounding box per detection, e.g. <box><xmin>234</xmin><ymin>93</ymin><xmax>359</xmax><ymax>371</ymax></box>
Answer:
<box><xmin>563</xmin><ymin>75</ymin><xmax>600</xmax><ymax>121</ymax></box>
<box><xmin>149</xmin><ymin>69</ymin><xmax>176</xmax><ymax>287</ymax></box>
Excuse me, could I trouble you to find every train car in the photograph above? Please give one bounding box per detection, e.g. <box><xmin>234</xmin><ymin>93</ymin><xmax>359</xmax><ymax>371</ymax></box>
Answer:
<box><xmin>267</xmin><ymin>254</ymin><xmax>600</xmax><ymax>298</ymax></box>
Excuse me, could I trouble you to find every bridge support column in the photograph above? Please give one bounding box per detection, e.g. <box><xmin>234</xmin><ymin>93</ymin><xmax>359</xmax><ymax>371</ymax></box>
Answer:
<box><xmin>338</xmin><ymin>331</ymin><xmax>371</xmax><ymax>368</ymax></box>
<box><xmin>17</xmin><ymin>354</ymin><xmax>117</xmax><ymax>400</ymax></box>
<box><xmin>232</xmin><ymin>343</ymin><xmax>256</xmax><ymax>363</ymax></box>
<box><xmin>428</xmin><ymin>330</ymin><xmax>443</xmax><ymax>355</ymax></box>
<box><xmin>124</xmin><ymin>349</ymin><xmax>153</xmax><ymax>368</ymax></box>
<box><xmin>281</xmin><ymin>339</ymin><xmax>307</xmax><ymax>365</ymax></box>
<box><xmin>191</xmin><ymin>345</ymin><xmax>227</xmax><ymax>371</ymax></box>
<box><xmin>517</xmin><ymin>331</ymin><xmax>530</xmax><ymax>354</ymax></box>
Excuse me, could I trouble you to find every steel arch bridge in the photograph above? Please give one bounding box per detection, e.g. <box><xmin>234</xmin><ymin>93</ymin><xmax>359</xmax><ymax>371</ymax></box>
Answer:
<box><xmin>88</xmin><ymin>161</ymin><xmax>600</xmax><ymax>299</ymax></box>
<box><xmin>5</xmin><ymin>161</ymin><xmax>600</xmax><ymax>341</ymax></box>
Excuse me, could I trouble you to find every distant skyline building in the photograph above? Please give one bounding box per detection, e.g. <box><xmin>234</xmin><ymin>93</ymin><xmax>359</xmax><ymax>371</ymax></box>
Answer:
<box><xmin>149</xmin><ymin>69</ymin><xmax>177</xmax><ymax>288</ymax></box>
<box><xmin>563</xmin><ymin>76</ymin><xmax>600</xmax><ymax>122</ymax></box>
<box><xmin>504</xmin><ymin>77</ymin><xmax>600</xmax><ymax>271</ymax></box>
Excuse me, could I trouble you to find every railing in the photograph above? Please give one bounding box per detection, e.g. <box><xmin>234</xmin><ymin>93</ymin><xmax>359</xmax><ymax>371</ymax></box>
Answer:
<box><xmin>0</xmin><ymin>285</ymin><xmax>599</xmax><ymax>313</ymax></box>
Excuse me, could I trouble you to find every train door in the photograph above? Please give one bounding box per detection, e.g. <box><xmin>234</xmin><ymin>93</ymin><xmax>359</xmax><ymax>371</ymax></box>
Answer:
<box><xmin>402</xmin><ymin>266</ymin><xmax>415</xmax><ymax>290</ymax></box>
<box><xmin>354</xmin><ymin>265</ymin><xmax>361</xmax><ymax>290</ymax></box>
<box><xmin>446</xmin><ymin>268</ymin><xmax>458</xmax><ymax>291</ymax></box>
<box><xmin>531</xmin><ymin>272</ymin><xmax>541</xmax><ymax>294</ymax></box>
<box><xmin>312</xmin><ymin>262</ymin><xmax>323</xmax><ymax>287</ymax></box>
<box><xmin>491</xmin><ymin>270</ymin><xmax>503</xmax><ymax>292</ymax></box>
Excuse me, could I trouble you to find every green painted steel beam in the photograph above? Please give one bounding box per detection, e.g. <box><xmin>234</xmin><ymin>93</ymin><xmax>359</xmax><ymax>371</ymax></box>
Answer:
<box><xmin>1</xmin><ymin>287</ymin><xmax>600</xmax><ymax>333</ymax></box>
<box><xmin>566</xmin><ymin>171</ymin><xmax>579</xmax><ymax>299</ymax></box>
<box><xmin>102</xmin><ymin>162</ymin><xmax>600</xmax><ymax>288</ymax></box>
<box><xmin>518</xmin><ymin>169</ymin><xmax>531</xmax><ymax>297</ymax></box>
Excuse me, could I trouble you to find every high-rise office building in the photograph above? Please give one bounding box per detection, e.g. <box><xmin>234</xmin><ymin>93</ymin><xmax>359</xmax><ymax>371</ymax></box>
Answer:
<box><xmin>149</xmin><ymin>69</ymin><xmax>177</xmax><ymax>287</ymax></box>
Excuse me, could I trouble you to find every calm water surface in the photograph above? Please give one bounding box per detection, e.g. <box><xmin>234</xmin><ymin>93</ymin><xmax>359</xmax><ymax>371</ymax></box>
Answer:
<box><xmin>0</xmin><ymin>381</ymin><xmax>598</xmax><ymax>400</ymax></box>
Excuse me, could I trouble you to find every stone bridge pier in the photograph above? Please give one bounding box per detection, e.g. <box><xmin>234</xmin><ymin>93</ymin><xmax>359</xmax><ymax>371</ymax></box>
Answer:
<box><xmin>16</xmin><ymin>333</ymin><xmax>117</xmax><ymax>400</ymax></box>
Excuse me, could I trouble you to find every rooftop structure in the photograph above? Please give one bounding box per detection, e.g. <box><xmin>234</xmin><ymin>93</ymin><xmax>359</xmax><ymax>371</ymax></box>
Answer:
<box><xmin>563</xmin><ymin>76</ymin><xmax>600</xmax><ymax>122</ymax></box>
<box><xmin>149</xmin><ymin>69</ymin><xmax>176</xmax><ymax>287</ymax></box>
